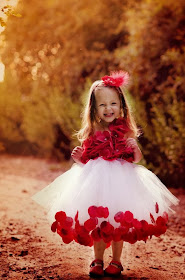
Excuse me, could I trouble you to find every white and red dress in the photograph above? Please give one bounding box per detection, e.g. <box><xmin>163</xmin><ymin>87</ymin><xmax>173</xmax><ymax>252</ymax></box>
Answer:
<box><xmin>32</xmin><ymin>118</ymin><xmax>179</xmax><ymax>246</ymax></box>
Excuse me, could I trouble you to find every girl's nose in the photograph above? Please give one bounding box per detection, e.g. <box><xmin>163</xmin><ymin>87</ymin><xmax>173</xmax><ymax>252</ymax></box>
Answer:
<box><xmin>105</xmin><ymin>105</ymin><xmax>111</xmax><ymax>110</ymax></box>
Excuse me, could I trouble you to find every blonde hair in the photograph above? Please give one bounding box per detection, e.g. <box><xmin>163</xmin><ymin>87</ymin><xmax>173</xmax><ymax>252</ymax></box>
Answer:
<box><xmin>77</xmin><ymin>80</ymin><xmax>140</xmax><ymax>143</ymax></box>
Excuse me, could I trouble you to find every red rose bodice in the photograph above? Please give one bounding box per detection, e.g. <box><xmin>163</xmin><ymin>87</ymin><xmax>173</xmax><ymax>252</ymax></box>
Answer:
<box><xmin>81</xmin><ymin>118</ymin><xmax>134</xmax><ymax>164</ymax></box>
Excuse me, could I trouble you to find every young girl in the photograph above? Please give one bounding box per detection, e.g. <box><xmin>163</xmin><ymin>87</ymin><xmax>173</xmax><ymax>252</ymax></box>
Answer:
<box><xmin>32</xmin><ymin>71</ymin><xmax>179</xmax><ymax>278</ymax></box>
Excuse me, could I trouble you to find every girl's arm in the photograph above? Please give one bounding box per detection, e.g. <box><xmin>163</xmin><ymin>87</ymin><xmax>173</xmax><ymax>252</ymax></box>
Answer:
<box><xmin>71</xmin><ymin>146</ymin><xmax>84</xmax><ymax>164</ymax></box>
<box><xmin>126</xmin><ymin>138</ymin><xmax>142</xmax><ymax>163</ymax></box>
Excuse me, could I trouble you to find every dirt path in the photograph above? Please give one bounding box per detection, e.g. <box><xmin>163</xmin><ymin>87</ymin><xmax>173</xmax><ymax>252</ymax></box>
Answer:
<box><xmin>0</xmin><ymin>155</ymin><xmax>184</xmax><ymax>280</ymax></box>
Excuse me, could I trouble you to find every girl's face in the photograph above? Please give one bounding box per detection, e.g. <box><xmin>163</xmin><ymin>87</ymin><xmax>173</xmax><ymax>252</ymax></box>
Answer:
<box><xmin>95</xmin><ymin>87</ymin><xmax>121</xmax><ymax>126</ymax></box>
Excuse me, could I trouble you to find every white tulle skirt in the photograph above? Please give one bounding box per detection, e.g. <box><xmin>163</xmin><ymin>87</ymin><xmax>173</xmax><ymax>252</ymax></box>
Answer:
<box><xmin>32</xmin><ymin>158</ymin><xmax>179</xmax><ymax>246</ymax></box>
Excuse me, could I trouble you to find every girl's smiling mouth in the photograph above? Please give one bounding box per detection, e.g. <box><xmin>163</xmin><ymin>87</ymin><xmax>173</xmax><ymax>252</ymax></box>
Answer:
<box><xmin>104</xmin><ymin>113</ymin><xmax>114</xmax><ymax>117</ymax></box>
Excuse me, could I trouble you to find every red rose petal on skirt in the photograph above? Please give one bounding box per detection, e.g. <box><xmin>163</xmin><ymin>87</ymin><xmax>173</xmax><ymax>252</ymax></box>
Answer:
<box><xmin>62</xmin><ymin>235</ymin><xmax>73</xmax><ymax>244</ymax></box>
<box><xmin>88</xmin><ymin>206</ymin><xmax>98</xmax><ymax>218</ymax></box>
<box><xmin>150</xmin><ymin>213</ymin><xmax>155</xmax><ymax>224</ymax></box>
<box><xmin>140</xmin><ymin>220</ymin><xmax>149</xmax><ymax>230</ymax></box>
<box><xmin>124</xmin><ymin>211</ymin><xmax>134</xmax><ymax>223</ymax></box>
<box><xmin>113</xmin><ymin>228</ymin><xmax>123</xmax><ymax>242</ymax></box>
<box><xmin>155</xmin><ymin>202</ymin><xmax>159</xmax><ymax>213</ymax></box>
<box><xmin>100</xmin><ymin>221</ymin><xmax>114</xmax><ymax>234</ymax></box>
<box><xmin>101</xmin><ymin>232</ymin><xmax>113</xmax><ymax>243</ymax></box>
<box><xmin>154</xmin><ymin>225</ymin><xmax>167</xmax><ymax>237</ymax></box>
<box><xmin>114</xmin><ymin>211</ymin><xmax>124</xmax><ymax>223</ymax></box>
<box><xmin>84</xmin><ymin>218</ymin><xmax>98</xmax><ymax>232</ymax></box>
<box><xmin>120</xmin><ymin>219</ymin><xmax>132</xmax><ymax>228</ymax></box>
<box><xmin>61</xmin><ymin>228</ymin><xmax>68</xmax><ymax>236</ymax></box>
<box><xmin>147</xmin><ymin>224</ymin><xmax>155</xmax><ymax>236</ymax></box>
<box><xmin>119</xmin><ymin>226</ymin><xmax>129</xmax><ymax>234</ymax></box>
<box><xmin>75</xmin><ymin>211</ymin><xmax>79</xmax><ymax>222</ymax></box>
<box><xmin>91</xmin><ymin>227</ymin><xmax>101</xmax><ymax>241</ymax></box>
<box><xmin>135</xmin><ymin>229</ymin><xmax>143</xmax><ymax>241</ymax></box>
<box><xmin>156</xmin><ymin>216</ymin><xmax>166</xmax><ymax>227</ymax></box>
<box><xmin>63</xmin><ymin>217</ymin><xmax>73</xmax><ymax>229</ymax></box>
<box><xmin>76</xmin><ymin>232</ymin><xmax>92</xmax><ymax>246</ymax></box>
<box><xmin>75</xmin><ymin>224</ymin><xmax>88</xmax><ymax>236</ymax></box>
<box><xmin>75</xmin><ymin>220</ymin><xmax>81</xmax><ymax>233</ymax></box>
<box><xmin>55</xmin><ymin>211</ymin><xmax>66</xmax><ymax>222</ymax></box>
<box><xmin>128</xmin><ymin>229</ymin><xmax>138</xmax><ymax>244</ymax></box>
<box><xmin>97</xmin><ymin>206</ymin><xmax>109</xmax><ymax>218</ymax></box>
<box><xmin>133</xmin><ymin>219</ymin><xmax>142</xmax><ymax>229</ymax></box>
<box><xmin>160</xmin><ymin>226</ymin><xmax>167</xmax><ymax>234</ymax></box>
<box><xmin>51</xmin><ymin>221</ymin><xmax>57</xmax><ymax>232</ymax></box>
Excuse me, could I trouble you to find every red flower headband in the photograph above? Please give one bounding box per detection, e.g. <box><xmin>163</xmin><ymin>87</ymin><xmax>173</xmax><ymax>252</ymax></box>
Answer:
<box><xmin>101</xmin><ymin>70</ymin><xmax>129</xmax><ymax>87</ymax></box>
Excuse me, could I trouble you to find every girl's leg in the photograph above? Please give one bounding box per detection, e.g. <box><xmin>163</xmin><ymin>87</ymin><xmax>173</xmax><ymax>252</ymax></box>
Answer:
<box><xmin>89</xmin><ymin>240</ymin><xmax>107</xmax><ymax>277</ymax></box>
<box><xmin>111</xmin><ymin>240</ymin><xmax>123</xmax><ymax>262</ymax></box>
<box><xmin>93</xmin><ymin>240</ymin><xmax>107</xmax><ymax>260</ymax></box>
<box><xmin>104</xmin><ymin>241</ymin><xmax>124</xmax><ymax>276</ymax></box>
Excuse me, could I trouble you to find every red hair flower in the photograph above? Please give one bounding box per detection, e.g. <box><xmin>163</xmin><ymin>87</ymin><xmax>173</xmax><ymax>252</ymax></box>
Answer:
<box><xmin>102</xmin><ymin>71</ymin><xmax>129</xmax><ymax>87</ymax></box>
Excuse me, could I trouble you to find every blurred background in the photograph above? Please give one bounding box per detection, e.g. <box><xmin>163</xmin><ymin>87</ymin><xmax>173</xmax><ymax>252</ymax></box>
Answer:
<box><xmin>0</xmin><ymin>0</ymin><xmax>184</xmax><ymax>188</ymax></box>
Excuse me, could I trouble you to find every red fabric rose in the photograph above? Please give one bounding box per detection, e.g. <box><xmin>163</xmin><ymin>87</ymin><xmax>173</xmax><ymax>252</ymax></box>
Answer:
<box><xmin>109</xmin><ymin>118</ymin><xmax>129</xmax><ymax>136</ymax></box>
<box><xmin>80</xmin><ymin>117</ymin><xmax>134</xmax><ymax>163</ymax></box>
<box><xmin>114</xmin><ymin>138</ymin><xmax>134</xmax><ymax>161</ymax></box>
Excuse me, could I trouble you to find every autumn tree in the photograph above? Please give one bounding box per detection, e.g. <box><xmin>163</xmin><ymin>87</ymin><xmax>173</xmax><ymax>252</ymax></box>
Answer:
<box><xmin>120</xmin><ymin>0</ymin><xmax>185</xmax><ymax>186</ymax></box>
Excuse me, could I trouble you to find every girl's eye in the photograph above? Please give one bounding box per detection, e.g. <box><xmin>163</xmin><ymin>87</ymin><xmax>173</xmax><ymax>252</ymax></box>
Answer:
<box><xmin>99</xmin><ymin>104</ymin><xmax>105</xmax><ymax>107</ymax></box>
<box><xmin>112</xmin><ymin>102</ymin><xmax>117</xmax><ymax>105</ymax></box>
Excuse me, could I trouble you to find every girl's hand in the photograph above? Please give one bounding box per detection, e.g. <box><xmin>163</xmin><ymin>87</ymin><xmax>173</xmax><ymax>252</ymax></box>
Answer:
<box><xmin>71</xmin><ymin>146</ymin><xmax>84</xmax><ymax>163</ymax></box>
<box><xmin>126</xmin><ymin>138</ymin><xmax>138</xmax><ymax>150</ymax></box>
<box><xmin>126</xmin><ymin>138</ymin><xmax>142</xmax><ymax>163</ymax></box>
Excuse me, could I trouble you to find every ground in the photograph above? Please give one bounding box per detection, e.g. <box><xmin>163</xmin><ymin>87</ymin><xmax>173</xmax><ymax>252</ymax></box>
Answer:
<box><xmin>0</xmin><ymin>154</ymin><xmax>184</xmax><ymax>280</ymax></box>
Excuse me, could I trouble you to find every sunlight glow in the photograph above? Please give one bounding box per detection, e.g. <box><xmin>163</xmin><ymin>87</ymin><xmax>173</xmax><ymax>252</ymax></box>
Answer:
<box><xmin>0</xmin><ymin>0</ymin><xmax>19</xmax><ymax>33</ymax></box>
<box><xmin>0</xmin><ymin>1</ymin><xmax>19</xmax><ymax>80</ymax></box>
<box><xmin>0</xmin><ymin>63</ymin><xmax>5</xmax><ymax>82</ymax></box>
